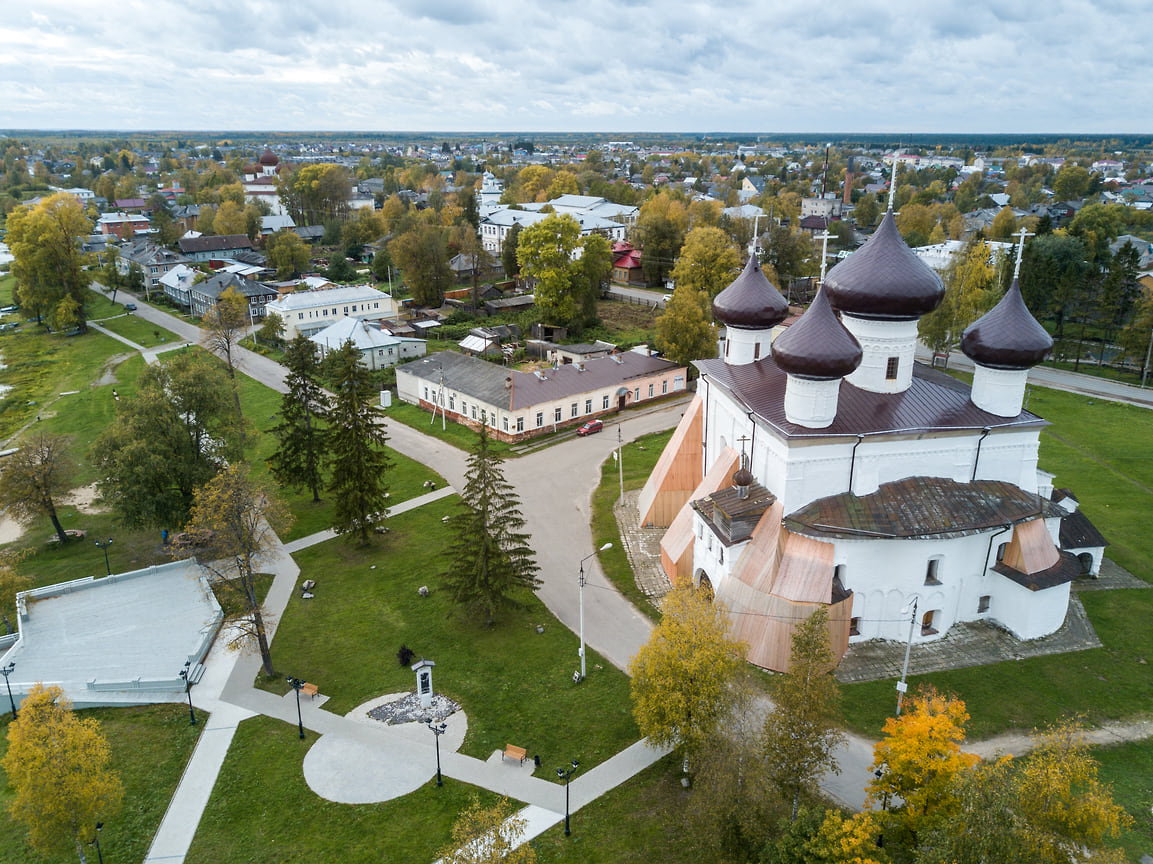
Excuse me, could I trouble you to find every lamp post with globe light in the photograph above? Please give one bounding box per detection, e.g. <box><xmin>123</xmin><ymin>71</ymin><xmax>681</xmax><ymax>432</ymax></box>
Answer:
<box><xmin>577</xmin><ymin>543</ymin><xmax>612</xmax><ymax>681</ymax></box>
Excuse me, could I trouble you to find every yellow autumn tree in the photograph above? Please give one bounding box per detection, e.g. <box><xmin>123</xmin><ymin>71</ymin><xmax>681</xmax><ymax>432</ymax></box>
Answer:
<box><xmin>3</xmin><ymin>684</ymin><xmax>123</xmax><ymax>862</ymax></box>
<box><xmin>439</xmin><ymin>796</ymin><xmax>536</xmax><ymax>864</ymax></box>
<box><xmin>628</xmin><ymin>581</ymin><xmax>747</xmax><ymax>767</ymax></box>
<box><xmin>804</xmin><ymin>810</ymin><xmax>889</xmax><ymax>864</ymax></box>
<box><xmin>866</xmin><ymin>687</ymin><xmax>978</xmax><ymax>848</ymax></box>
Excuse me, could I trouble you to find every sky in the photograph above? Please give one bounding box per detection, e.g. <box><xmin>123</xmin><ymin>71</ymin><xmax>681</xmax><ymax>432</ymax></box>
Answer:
<box><xmin>1</xmin><ymin>0</ymin><xmax>1150</xmax><ymax>134</ymax></box>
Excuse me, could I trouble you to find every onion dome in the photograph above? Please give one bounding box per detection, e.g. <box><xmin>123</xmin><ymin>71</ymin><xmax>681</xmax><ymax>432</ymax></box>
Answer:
<box><xmin>961</xmin><ymin>279</ymin><xmax>1053</xmax><ymax>369</ymax></box>
<box><xmin>712</xmin><ymin>256</ymin><xmax>789</xmax><ymax>330</ymax></box>
<box><xmin>824</xmin><ymin>211</ymin><xmax>944</xmax><ymax>320</ymax></box>
<box><xmin>733</xmin><ymin>465</ymin><xmax>754</xmax><ymax>487</ymax></box>
<box><xmin>258</xmin><ymin>148</ymin><xmax>279</xmax><ymax>166</ymax></box>
<box><xmin>771</xmin><ymin>288</ymin><xmax>862</xmax><ymax>380</ymax></box>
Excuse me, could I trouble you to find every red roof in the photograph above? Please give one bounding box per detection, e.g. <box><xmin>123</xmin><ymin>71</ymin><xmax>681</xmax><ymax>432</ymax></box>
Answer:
<box><xmin>613</xmin><ymin>249</ymin><xmax>643</xmax><ymax>269</ymax></box>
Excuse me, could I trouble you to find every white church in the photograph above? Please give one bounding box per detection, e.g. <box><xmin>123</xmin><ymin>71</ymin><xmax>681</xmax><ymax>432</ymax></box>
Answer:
<box><xmin>639</xmin><ymin>196</ymin><xmax>1105</xmax><ymax>672</ymax></box>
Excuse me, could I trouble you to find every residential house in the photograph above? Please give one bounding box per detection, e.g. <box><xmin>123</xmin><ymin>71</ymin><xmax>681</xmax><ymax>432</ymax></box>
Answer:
<box><xmin>265</xmin><ymin>284</ymin><xmax>400</xmax><ymax>339</ymax></box>
<box><xmin>159</xmin><ymin>264</ymin><xmax>198</xmax><ymax>309</ymax></box>
<box><xmin>308</xmin><ymin>317</ymin><xmax>426</xmax><ymax>370</ymax></box>
<box><xmin>186</xmin><ymin>272</ymin><xmax>277</xmax><ymax>319</ymax></box>
<box><xmin>396</xmin><ymin>349</ymin><xmax>688</xmax><ymax>442</ymax></box>
<box><xmin>611</xmin><ymin>241</ymin><xmax>646</xmax><ymax>286</ymax></box>
<box><xmin>116</xmin><ymin>238</ymin><xmax>193</xmax><ymax>291</ymax></box>
<box><xmin>98</xmin><ymin>212</ymin><xmax>151</xmax><ymax>240</ymax></box>
<box><xmin>178</xmin><ymin>234</ymin><xmax>255</xmax><ymax>263</ymax></box>
<box><xmin>479</xmin><ymin>208</ymin><xmax>626</xmax><ymax>256</ymax></box>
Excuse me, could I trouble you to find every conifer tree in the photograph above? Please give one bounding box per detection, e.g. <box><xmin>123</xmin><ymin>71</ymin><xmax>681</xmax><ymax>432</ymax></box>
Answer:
<box><xmin>269</xmin><ymin>334</ymin><xmax>330</xmax><ymax>503</ymax></box>
<box><xmin>444</xmin><ymin>412</ymin><xmax>539</xmax><ymax>625</ymax></box>
<box><xmin>325</xmin><ymin>341</ymin><xmax>392</xmax><ymax>545</ymax></box>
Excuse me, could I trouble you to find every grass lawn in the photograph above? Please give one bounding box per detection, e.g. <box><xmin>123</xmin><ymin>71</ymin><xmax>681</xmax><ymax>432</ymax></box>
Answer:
<box><xmin>384</xmin><ymin>398</ymin><xmax>514</xmax><ymax>455</ymax></box>
<box><xmin>272</xmin><ymin>497</ymin><xmax>640</xmax><ymax>770</ymax></box>
<box><xmin>185</xmin><ymin>715</ymin><xmax>505</xmax><ymax>864</ymax></box>
<box><xmin>591</xmin><ymin>428</ymin><xmax>675</xmax><ymax>622</ymax></box>
<box><xmin>1092</xmin><ymin>739</ymin><xmax>1153</xmax><ymax>860</ymax></box>
<box><xmin>91</xmin><ymin>310</ymin><xmax>179</xmax><ymax>349</ymax></box>
<box><xmin>0</xmin><ymin>704</ymin><xmax>202</xmax><ymax>864</ymax></box>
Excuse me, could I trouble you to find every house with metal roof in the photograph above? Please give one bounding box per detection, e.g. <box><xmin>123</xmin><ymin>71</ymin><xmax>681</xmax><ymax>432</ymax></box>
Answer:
<box><xmin>308</xmin><ymin>317</ymin><xmax>425</xmax><ymax>371</ymax></box>
<box><xmin>265</xmin><ymin>285</ymin><xmax>400</xmax><ymax>339</ymax></box>
<box><xmin>640</xmin><ymin>175</ymin><xmax>1101</xmax><ymax>673</ymax></box>
<box><xmin>396</xmin><ymin>349</ymin><xmax>687</xmax><ymax>442</ymax></box>
<box><xmin>186</xmin><ymin>272</ymin><xmax>278</xmax><ymax>319</ymax></box>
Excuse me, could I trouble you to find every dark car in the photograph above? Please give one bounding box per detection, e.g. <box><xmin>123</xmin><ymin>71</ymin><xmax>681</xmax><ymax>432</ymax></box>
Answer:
<box><xmin>124</xmin><ymin>303</ymin><xmax>137</xmax><ymax>312</ymax></box>
<box><xmin>577</xmin><ymin>419</ymin><xmax>604</xmax><ymax>436</ymax></box>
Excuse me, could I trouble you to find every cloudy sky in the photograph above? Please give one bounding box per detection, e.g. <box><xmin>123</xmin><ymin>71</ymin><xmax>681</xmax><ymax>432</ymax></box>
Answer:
<box><xmin>1</xmin><ymin>0</ymin><xmax>1149</xmax><ymax>134</ymax></box>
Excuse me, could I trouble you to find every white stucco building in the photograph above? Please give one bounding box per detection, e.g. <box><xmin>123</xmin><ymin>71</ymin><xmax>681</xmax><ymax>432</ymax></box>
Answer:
<box><xmin>266</xmin><ymin>285</ymin><xmax>400</xmax><ymax>339</ymax></box>
<box><xmin>308</xmin><ymin>317</ymin><xmax>426</xmax><ymax>370</ymax></box>
<box><xmin>640</xmin><ymin>199</ymin><xmax>1101</xmax><ymax>672</ymax></box>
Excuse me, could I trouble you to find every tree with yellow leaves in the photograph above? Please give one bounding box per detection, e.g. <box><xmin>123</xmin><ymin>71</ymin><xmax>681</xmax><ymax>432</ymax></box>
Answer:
<box><xmin>867</xmin><ymin>687</ymin><xmax>978</xmax><ymax>849</ymax></box>
<box><xmin>628</xmin><ymin>581</ymin><xmax>747</xmax><ymax>768</ymax></box>
<box><xmin>439</xmin><ymin>796</ymin><xmax>536</xmax><ymax>864</ymax></box>
<box><xmin>3</xmin><ymin>683</ymin><xmax>123</xmax><ymax>863</ymax></box>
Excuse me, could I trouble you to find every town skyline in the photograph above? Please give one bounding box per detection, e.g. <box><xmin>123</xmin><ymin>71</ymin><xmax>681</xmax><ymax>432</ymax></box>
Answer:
<box><xmin>4</xmin><ymin>0</ymin><xmax>1153</xmax><ymax>134</ymax></box>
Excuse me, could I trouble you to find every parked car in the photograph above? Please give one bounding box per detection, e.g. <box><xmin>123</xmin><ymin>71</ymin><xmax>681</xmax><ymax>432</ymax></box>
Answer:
<box><xmin>577</xmin><ymin>419</ymin><xmax>604</xmax><ymax>436</ymax></box>
<box><xmin>662</xmin><ymin>294</ymin><xmax>672</xmax><ymax>304</ymax></box>
<box><xmin>124</xmin><ymin>303</ymin><xmax>137</xmax><ymax>312</ymax></box>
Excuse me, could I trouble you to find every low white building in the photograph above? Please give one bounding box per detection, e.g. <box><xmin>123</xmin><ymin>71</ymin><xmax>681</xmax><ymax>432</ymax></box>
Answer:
<box><xmin>158</xmin><ymin>264</ymin><xmax>198</xmax><ymax>308</ymax></box>
<box><xmin>266</xmin><ymin>285</ymin><xmax>400</xmax><ymax>339</ymax></box>
<box><xmin>308</xmin><ymin>317</ymin><xmax>426</xmax><ymax>370</ymax></box>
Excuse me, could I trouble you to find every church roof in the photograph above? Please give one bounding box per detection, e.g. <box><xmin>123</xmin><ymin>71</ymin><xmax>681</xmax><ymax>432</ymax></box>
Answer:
<box><xmin>1059</xmin><ymin>507</ymin><xmax>1108</xmax><ymax>550</ymax></box>
<box><xmin>823</xmin><ymin>211</ymin><xmax>944</xmax><ymax>320</ymax></box>
<box><xmin>712</xmin><ymin>256</ymin><xmax>789</xmax><ymax>330</ymax></box>
<box><xmin>770</xmin><ymin>287</ymin><xmax>861</xmax><ymax>380</ymax></box>
<box><xmin>696</xmin><ymin>356</ymin><xmax>1047</xmax><ymax>440</ymax></box>
<box><xmin>784</xmin><ymin>476</ymin><xmax>1065</xmax><ymax>540</ymax></box>
<box><xmin>960</xmin><ymin>279</ymin><xmax>1053</xmax><ymax>370</ymax></box>
<box><xmin>258</xmin><ymin>148</ymin><xmax>279</xmax><ymax>166</ymax></box>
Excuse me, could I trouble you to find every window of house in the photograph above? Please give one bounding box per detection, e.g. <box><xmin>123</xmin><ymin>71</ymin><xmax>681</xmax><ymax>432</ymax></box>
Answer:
<box><xmin>648</xmin><ymin>384</ymin><xmax>654</xmax><ymax>398</ymax></box>
<box><xmin>554</xmin><ymin>407</ymin><xmax>562</xmax><ymax>422</ymax></box>
<box><xmin>585</xmin><ymin>399</ymin><xmax>592</xmax><ymax>413</ymax></box>
<box><xmin>423</xmin><ymin>387</ymin><xmax>429</xmax><ymax>400</ymax></box>
<box><xmin>299</xmin><ymin>313</ymin><xmax>304</xmax><ymax>320</ymax></box>
<box><xmin>448</xmin><ymin>396</ymin><xmax>455</xmax><ymax>411</ymax></box>
<box><xmin>885</xmin><ymin>357</ymin><xmax>899</xmax><ymax>380</ymax></box>
<box><xmin>323</xmin><ymin>309</ymin><xmax>328</xmax><ymax>316</ymax></box>
<box><xmin>925</xmin><ymin>557</ymin><xmax>942</xmax><ymax>586</ymax></box>
<box><xmin>503</xmin><ymin>417</ymin><xmax>509</xmax><ymax>431</ymax></box>
<box><xmin>978</xmin><ymin>595</ymin><xmax>991</xmax><ymax>613</ymax></box>
<box><xmin>850</xmin><ymin>617</ymin><xmax>861</xmax><ymax>636</ymax></box>
<box><xmin>471</xmin><ymin>406</ymin><xmax>477</xmax><ymax>420</ymax></box>
<box><xmin>571</xmin><ymin>403</ymin><xmax>578</xmax><ymax>418</ymax></box>
<box><xmin>662</xmin><ymin>380</ymin><xmax>668</xmax><ymax>394</ymax></box>
<box><xmin>634</xmin><ymin>388</ymin><xmax>640</xmax><ymax>401</ymax></box>
<box><xmin>517</xmin><ymin>417</ymin><xmax>524</xmax><ymax>432</ymax></box>
<box><xmin>343</xmin><ymin>307</ymin><xmax>348</xmax><ymax>314</ymax></box>
<box><xmin>674</xmin><ymin>376</ymin><xmax>685</xmax><ymax>390</ymax></box>
<box><xmin>536</xmin><ymin>412</ymin><xmax>543</xmax><ymax>427</ymax></box>
<box><xmin>603</xmin><ymin>395</ymin><xmax>610</xmax><ymax>409</ymax></box>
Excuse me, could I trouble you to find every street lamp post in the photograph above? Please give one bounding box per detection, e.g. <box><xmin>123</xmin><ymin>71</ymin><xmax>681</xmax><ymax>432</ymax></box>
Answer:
<box><xmin>178</xmin><ymin>661</ymin><xmax>196</xmax><ymax>726</ymax></box>
<box><xmin>617</xmin><ymin>424</ymin><xmax>624</xmax><ymax>502</ymax></box>
<box><xmin>90</xmin><ymin>821</ymin><xmax>104</xmax><ymax>864</ymax></box>
<box><xmin>0</xmin><ymin>662</ymin><xmax>15</xmax><ymax>720</ymax></box>
<box><xmin>425</xmin><ymin>717</ymin><xmax>448</xmax><ymax>786</ymax></box>
<box><xmin>577</xmin><ymin>543</ymin><xmax>613</xmax><ymax>681</ymax></box>
<box><xmin>286</xmin><ymin>677</ymin><xmax>306</xmax><ymax>739</ymax></box>
<box><xmin>95</xmin><ymin>537</ymin><xmax>113</xmax><ymax>576</ymax></box>
<box><xmin>896</xmin><ymin>597</ymin><xmax>919</xmax><ymax>716</ymax></box>
<box><xmin>557</xmin><ymin>760</ymin><xmax>579</xmax><ymax>836</ymax></box>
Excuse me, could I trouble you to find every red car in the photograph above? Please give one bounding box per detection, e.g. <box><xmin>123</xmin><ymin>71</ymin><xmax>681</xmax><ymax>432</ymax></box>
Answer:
<box><xmin>577</xmin><ymin>419</ymin><xmax>604</xmax><ymax>436</ymax></box>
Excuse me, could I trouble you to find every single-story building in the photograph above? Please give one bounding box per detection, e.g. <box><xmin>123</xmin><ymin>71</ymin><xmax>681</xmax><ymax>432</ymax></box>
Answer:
<box><xmin>396</xmin><ymin>349</ymin><xmax>688</xmax><ymax>442</ymax></box>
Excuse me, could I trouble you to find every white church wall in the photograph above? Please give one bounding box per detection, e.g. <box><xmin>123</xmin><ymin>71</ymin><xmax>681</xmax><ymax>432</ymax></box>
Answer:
<box><xmin>987</xmin><ymin>578</ymin><xmax>1071</xmax><ymax>641</ymax></box>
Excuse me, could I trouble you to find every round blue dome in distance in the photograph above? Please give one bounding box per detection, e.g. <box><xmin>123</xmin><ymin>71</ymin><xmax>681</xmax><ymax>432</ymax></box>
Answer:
<box><xmin>961</xmin><ymin>279</ymin><xmax>1053</xmax><ymax>370</ymax></box>
<box><xmin>824</xmin><ymin>211</ymin><xmax>944</xmax><ymax>320</ymax></box>
<box><xmin>712</xmin><ymin>256</ymin><xmax>789</xmax><ymax>330</ymax></box>
<box><xmin>771</xmin><ymin>287</ymin><xmax>862</xmax><ymax>380</ymax></box>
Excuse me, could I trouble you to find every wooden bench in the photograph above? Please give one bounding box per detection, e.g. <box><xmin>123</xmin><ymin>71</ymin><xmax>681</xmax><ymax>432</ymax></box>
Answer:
<box><xmin>502</xmin><ymin>744</ymin><xmax>527</xmax><ymax>765</ymax></box>
<box><xmin>301</xmin><ymin>682</ymin><xmax>319</xmax><ymax>700</ymax></box>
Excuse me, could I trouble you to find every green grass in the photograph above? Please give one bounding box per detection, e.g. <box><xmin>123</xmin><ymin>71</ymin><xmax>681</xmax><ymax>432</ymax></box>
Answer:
<box><xmin>91</xmin><ymin>310</ymin><xmax>178</xmax><ymax>349</ymax></box>
<box><xmin>0</xmin><ymin>704</ymin><xmax>202</xmax><ymax>864</ymax></box>
<box><xmin>185</xmin><ymin>715</ymin><xmax>504</xmax><ymax>864</ymax></box>
<box><xmin>591</xmin><ymin>428</ymin><xmax>675</xmax><ymax>622</ymax></box>
<box><xmin>384</xmin><ymin>398</ymin><xmax>514</xmax><ymax>455</ymax></box>
<box><xmin>1092</xmin><ymin>739</ymin><xmax>1153</xmax><ymax>861</ymax></box>
<box><xmin>271</xmin><ymin>497</ymin><xmax>640</xmax><ymax>769</ymax></box>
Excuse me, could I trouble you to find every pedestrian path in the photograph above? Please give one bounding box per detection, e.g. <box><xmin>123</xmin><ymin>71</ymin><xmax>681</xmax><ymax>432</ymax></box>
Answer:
<box><xmin>281</xmin><ymin>485</ymin><xmax>457</xmax><ymax>554</ymax></box>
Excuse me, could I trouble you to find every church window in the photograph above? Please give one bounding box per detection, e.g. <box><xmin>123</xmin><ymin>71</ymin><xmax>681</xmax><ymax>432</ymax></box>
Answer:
<box><xmin>754</xmin><ymin>343</ymin><xmax>760</xmax><ymax>359</ymax></box>
<box><xmin>834</xmin><ymin>564</ymin><xmax>846</xmax><ymax>584</ymax></box>
<box><xmin>885</xmin><ymin>357</ymin><xmax>899</xmax><ymax>380</ymax></box>
<box><xmin>996</xmin><ymin>542</ymin><xmax>1008</xmax><ymax>562</ymax></box>
<box><xmin>924</xmin><ymin>557</ymin><xmax>942</xmax><ymax>586</ymax></box>
<box><xmin>850</xmin><ymin>617</ymin><xmax>861</xmax><ymax>636</ymax></box>
<box><xmin>921</xmin><ymin>610</ymin><xmax>939</xmax><ymax>636</ymax></box>
<box><xmin>978</xmin><ymin>595</ymin><xmax>991</xmax><ymax>613</ymax></box>
<box><xmin>719</xmin><ymin>548</ymin><xmax>724</xmax><ymax>564</ymax></box>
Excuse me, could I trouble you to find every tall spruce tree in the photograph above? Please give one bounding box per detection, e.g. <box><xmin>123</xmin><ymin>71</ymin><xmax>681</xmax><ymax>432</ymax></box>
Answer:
<box><xmin>269</xmin><ymin>334</ymin><xmax>330</xmax><ymax>503</ymax></box>
<box><xmin>444</xmin><ymin>412</ymin><xmax>539</xmax><ymax>625</ymax></box>
<box><xmin>325</xmin><ymin>341</ymin><xmax>392</xmax><ymax>545</ymax></box>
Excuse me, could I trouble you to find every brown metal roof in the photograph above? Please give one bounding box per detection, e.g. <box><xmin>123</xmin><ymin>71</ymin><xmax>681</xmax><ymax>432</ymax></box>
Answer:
<box><xmin>824</xmin><ymin>211</ymin><xmax>944</xmax><ymax>320</ymax></box>
<box><xmin>697</xmin><ymin>355</ymin><xmax>1047</xmax><ymax>439</ymax></box>
<box><xmin>770</xmin><ymin>287</ymin><xmax>862</xmax><ymax>380</ymax></box>
<box><xmin>1059</xmin><ymin>508</ymin><xmax>1108</xmax><ymax>549</ymax></box>
<box><xmin>509</xmin><ymin>352</ymin><xmax>684</xmax><ymax>410</ymax></box>
<box><xmin>784</xmin><ymin>477</ymin><xmax>1062</xmax><ymax>540</ymax></box>
<box><xmin>961</xmin><ymin>279</ymin><xmax>1053</xmax><ymax>370</ymax></box>
<box><xmin>712</xmin><ymin>256</ymin><xmax>789</xmax><ymax>330</ymax></box>
<box><xmin>691</xmin><ymin>482</ymin><xmax>776</xmax><ymax>546</ymax></box>
<box><xmin>993</xmin><ymin>551</ymin><xmax>1080</xmax><ymax>591</ymax></box>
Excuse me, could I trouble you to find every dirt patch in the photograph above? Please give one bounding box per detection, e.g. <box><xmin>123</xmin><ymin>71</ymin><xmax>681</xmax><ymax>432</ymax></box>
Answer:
<box><xmin>63</xmin><ymin>484</ymin><xmax>107</xmax><ymax>514</ymax></box>
<box><xmin>0</xmin><ymin>513</ymin><xmax>25</xmax><ymax>545</ymax></box>
<box><xmin>94</xmin><ymin>352</ymin><xmax>133</xmax><ymax>388</ymax></box>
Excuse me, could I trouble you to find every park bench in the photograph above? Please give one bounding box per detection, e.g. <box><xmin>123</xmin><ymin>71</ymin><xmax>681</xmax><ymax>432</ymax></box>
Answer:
<box><xmin>502</xmin><ymin>744</ymin><xmax>527</xmax><ymax>765</ymax></box>
<box><xmin>301</xmin><ymin>682</ymin><xmax>319</xmax><ymax>700</ymax></box>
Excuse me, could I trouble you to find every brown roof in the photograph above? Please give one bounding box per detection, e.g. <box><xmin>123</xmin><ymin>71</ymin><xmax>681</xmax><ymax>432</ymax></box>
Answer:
<box><xmin>993</xmin><ymin>551</ymin><xmax>1080</xmax><ymax>591</ymax></box>
<box><xmin>824</xmin><ymin>211</ymin><xmax>944</xmax><ymax>320</ymax></box>
<box><xmin>961</xmin><ymin>279</ymin><xmax>1053</xmax><ymax>370</ymax></box>
<box><xmin>770</xmin><ymin>287</ymin><xmax>861</xmax><ymax>380</ymax></box>
<box><xmin>691</xmin><ymin>482</ymin><xmax>776</xmax><ymax>546</ymax></box>
<box><xmin>784</xmin><ymin>476</ymin><xmax>1063</xmax><ymax>540</ymax></box>
<box><xmin>178</xmin><ymin>234</ymin><xmax>254</xmax><ymax>254</ymax></box>
<box><xmin>1059</xmin><ymin>508</ymin><xmax>1108</xmax><ymax>549</ymax></box>
<box><xmin>508</xmin><ymin>352</ymin><xmax>684</xmax><ymax>410</ymax></box>
<box><xmin>712</xmin><ymin>256</ymin><xmax>788</xmax><ymax>330</ymax></box>
<box><xmin>697</xmin><ymin>356</ymin><xmax>1047</xmax><ymax>439</ymax></box>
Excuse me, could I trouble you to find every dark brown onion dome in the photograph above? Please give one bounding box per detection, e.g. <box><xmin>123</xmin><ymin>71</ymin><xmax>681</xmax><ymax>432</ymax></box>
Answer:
<box><xmin>712</xmin><ymin>256</ymin><xmax>789</xmax><ymax>329</ymax></box>
<box><xmin>961</xmin><ymin>279</ymin><xmax>1053</xmax><ymax>370</ymax></box>
<box><xmin>733</xmin><ymin>466</ymin><xmax>754</xmax><ymax>487</ymax></box>
<box><xmin>824</xmin><ymin>211</ymin><xmax>944</xmax><ymax>320</ymax></box>
<box><xmin>258</xmin><ymin>148</ymin><xmax>279</xmax><ymax>166</ymax></box>
<box><xmin>771</xmin><ymin>288</ymin><xmax>862</xmax><ymax>380</ymax></box>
